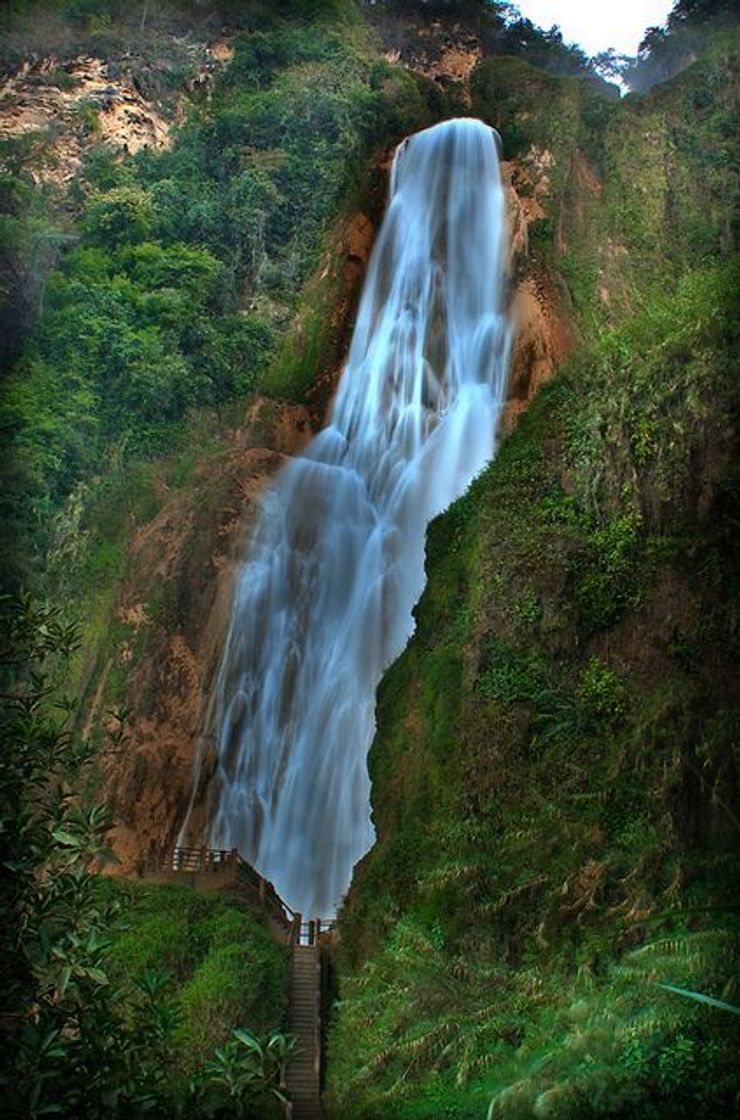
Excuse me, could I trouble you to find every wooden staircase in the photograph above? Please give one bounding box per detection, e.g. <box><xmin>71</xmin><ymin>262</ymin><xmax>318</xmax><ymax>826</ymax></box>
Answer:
<box><xmin>286</xmin><ymin>919</ymin><xmax>335</xmax><ymax>1120</ymax></box>
<box><xmin>143</xmin><ymin>851</ymin><xmax>333</xmax><ymax>1119</ymax></box>
<box><xmin>287</xmin><ymin>942</ymin><xmax>324</xmax><ymax>1119</ymax></box>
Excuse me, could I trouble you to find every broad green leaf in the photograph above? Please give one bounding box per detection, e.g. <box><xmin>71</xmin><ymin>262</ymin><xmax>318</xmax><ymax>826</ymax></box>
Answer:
<box><xmin>50</xmin><ymin>829</ymin><xmax>81</xmax><ymax>848</ymax></box>
<box><xmin>57</xmin><ymin>965</ymin><xmax>72</xmax><ymax>998</ymax></box>
<box><xmin>85</xmin><ymin>967</ymin><xmax>109</xmax><ymax>985</ymax></box>
<box><xmin>657</xmin><ymin>983</ymin><xmax>740</xmax><ymax>1015</ymax></box>
<box><xmin>233</xmin><ymin>1028</ymin><xmax>261</xmax><ymax>1051</ymax></box>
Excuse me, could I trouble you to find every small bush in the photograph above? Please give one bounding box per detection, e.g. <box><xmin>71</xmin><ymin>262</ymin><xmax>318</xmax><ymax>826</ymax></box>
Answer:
<box><xmin>84</xmin><ymin>186</ymin><xmax>153</xmax><ymax>246</ymax></box>
<box><xmin>477</xmin><ymin>635</ymin><xmax>546</xmax><ymax>703</ymax></box>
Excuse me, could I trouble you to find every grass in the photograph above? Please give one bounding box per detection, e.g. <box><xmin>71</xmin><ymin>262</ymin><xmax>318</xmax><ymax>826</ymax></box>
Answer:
<box><xmin>99</xmin><ymin>878</ymin><xmax>289</xmax><ymax>1068</ymax></box>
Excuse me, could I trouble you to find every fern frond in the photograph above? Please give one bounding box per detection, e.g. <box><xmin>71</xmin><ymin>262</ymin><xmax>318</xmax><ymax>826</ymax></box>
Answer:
<box><xmin>657</xmin><ymin>983</ymin><xmax>740</xmax><ymax>1015</ymax></box>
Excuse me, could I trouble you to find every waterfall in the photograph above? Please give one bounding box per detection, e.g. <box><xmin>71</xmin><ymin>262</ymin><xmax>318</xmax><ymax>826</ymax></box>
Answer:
<box><xmin>206</xmin><ymin>117</ymin><xmax>512</xmax><ymax>917</ymax></box>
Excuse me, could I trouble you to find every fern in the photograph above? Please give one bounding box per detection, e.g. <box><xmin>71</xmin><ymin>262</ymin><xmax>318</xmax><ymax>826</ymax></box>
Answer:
<box><xmin>657</xmin><ymin>983</ymin><xmax>740</xmax><ymax>1015</ymax></box>
<box><xmin>486</xmin><ymin>925</ymin><xmax>740</xmax><ymax>1118</ymax></box>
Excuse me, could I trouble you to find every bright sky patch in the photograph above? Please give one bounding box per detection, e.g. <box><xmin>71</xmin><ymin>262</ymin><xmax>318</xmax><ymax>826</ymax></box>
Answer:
<box><xmin>513</xmin><ymin>0</ymin><xmax>675</xmax><ymax>56</ymax></box>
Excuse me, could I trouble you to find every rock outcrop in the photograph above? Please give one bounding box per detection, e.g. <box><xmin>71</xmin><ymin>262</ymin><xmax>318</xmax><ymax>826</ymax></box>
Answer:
<box><xmin>0</xmin><ymin>40</ymin><xmax>232</xmax><ymax>182</ymax></box>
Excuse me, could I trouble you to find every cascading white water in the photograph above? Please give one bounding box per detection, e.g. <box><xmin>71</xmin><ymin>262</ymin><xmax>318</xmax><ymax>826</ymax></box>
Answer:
<box><xmin>206</xmin><ymin>117</ymin><xmax>512</xmax><ymax>917</ymax></box>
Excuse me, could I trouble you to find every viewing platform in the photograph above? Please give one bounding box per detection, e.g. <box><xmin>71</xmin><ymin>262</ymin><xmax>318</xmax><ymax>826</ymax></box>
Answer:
<box><xmin>142</xmin><ymin>844</ymin><xmax>294</xmax><ymax>940</ymax></box>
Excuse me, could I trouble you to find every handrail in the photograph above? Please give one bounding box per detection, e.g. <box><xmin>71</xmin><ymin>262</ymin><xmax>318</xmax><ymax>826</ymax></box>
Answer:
<box><xmin>153</xmin><ymin>847</ymin><xmax>338</xmax><ymax>940</ymax></box>
<box><xmin>288</xmin><ymin>914</ymin><xmax>336</xmax><ymax>1103</ymax></box>
<box><xmin>153</xmin><ymin>846</ymin><xmax>303</xmax><ymax>926</ymax></box>
<box><xmin>165</xmin><ymin>846</ymin><xmax>237</xmax><ymax>872</ymax></box>
<box><xmin>295</xmin><ymin>917</ymin><xmax>336</xmax><ymax>946</ymax></box>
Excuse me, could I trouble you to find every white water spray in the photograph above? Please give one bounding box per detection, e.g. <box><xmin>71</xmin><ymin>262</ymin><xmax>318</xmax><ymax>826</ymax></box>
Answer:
<box><xmin>206</xmin><ymin>118</ymin><xmax>512</xmax><ymax>916</ymax></box>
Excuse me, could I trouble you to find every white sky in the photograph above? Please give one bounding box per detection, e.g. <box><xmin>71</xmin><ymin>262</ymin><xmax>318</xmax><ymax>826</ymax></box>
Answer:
<box><xmin>513</xmin><ymin>1</ymin><xmax>676</xmax><ymax>56</ymax></box>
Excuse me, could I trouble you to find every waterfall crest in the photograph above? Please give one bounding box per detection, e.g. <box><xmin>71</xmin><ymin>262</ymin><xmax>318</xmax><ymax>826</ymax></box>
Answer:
<box><xmin>207</xmin><ymin>118</ymin><xmax>512</xmax><ymax>916</ymax></box>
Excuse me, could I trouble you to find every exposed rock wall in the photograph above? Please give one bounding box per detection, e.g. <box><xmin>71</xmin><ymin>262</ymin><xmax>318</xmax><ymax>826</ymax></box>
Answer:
<box><xmin>99</xmin><ymin>443</ymin><xmax>288</xmax><ymax>873</ymax></box>
<box><xmin>0</xmin><ymin>42</ymin><xmax>231</xmax><ymax>182</ymax></box>
<box><xmin>502</xmin><ymin>156</ymin><xmax>574</xmax><ymax>430</ymax></box>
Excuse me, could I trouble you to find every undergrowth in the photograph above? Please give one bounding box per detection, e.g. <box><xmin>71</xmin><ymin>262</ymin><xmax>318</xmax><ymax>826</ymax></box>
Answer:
<box><xmin>99</xmin><ymin>878</ymin><xmax>288</xmax><ymax>1068</ymax></box>
<box><xmin>329</xmin><ymin>27</ymin><xmax>740</xmax><ymax>1120</ymax></box>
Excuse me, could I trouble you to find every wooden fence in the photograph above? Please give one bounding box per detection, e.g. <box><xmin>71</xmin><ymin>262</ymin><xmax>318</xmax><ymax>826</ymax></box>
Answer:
<box><xmin>149</xmin><ymin>846</ymin><xmax>293</xmax><ymax>931</ymax></box>
<box><xmin>148</xmin><ymin>847</ymin><xmax>339</xmax><ymax>946</ymax></box>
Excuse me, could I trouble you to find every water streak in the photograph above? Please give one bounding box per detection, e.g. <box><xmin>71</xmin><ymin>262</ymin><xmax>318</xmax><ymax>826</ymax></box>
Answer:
<box><xmin>206</xmin><ymin>118</ymin><xmax>512</xmax><ymax>916</ymax></box>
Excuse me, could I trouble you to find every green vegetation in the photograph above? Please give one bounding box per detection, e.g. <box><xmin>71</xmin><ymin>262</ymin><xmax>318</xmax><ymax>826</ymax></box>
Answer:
<box><xmin>471</xmin><ymin>56</ymin><xmax>583</xmax><ymax>164</ymax></box>
<box><xmin>329</xmin><ymin>19</ymin><xmax>740</xmax><ymax>1120</ymax></box>
<box><xmin>2</xmin><ymin>1</ymin><xmax>739</xmax><ymax>1117</ymax></box>
<box><xmin>101</xmin><ymin>879</ymin><xmax>288</xmax><ymax>1061</ymax></box>
<box><xmin>0</xmin><ymin>595</ymin><xmax>290</xmax><ymax>1119</ymax></box>
<box><xmin>0</xmin><ymin>0</ymin><xmax>439</xmax><ymax>592</ymax></box>
<box><xmin>624</xmin><ymin>0</ymin><xmax>738</xmax><ymax>91</ymax></box>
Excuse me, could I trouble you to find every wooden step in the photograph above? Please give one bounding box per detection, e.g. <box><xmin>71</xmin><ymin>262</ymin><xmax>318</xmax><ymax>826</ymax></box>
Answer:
<box><xmin>286</xmin><ymin>939</ymin><xmax>324</xmax><ymax>1119</ymax></box>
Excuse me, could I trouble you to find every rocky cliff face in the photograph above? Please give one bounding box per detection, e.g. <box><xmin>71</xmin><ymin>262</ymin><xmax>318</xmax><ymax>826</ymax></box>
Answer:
<box><xmin>1</xmin><ymin>55</ymin><xmax>171</xmax><ymax>182</ymax></box>
<box><xmin>0</xmin><ymin>37</ymin><xmax>235</xmax><ymax>182</ymax></box>
<box><xmin>502</xmin><ymin>155</ymin><xmax>575</xmax><ymax>430</ymax></box>
<box><xmin>91</xmin><ymin>124</ymin><xmax>572</xmax><ymax>872</ymax></box>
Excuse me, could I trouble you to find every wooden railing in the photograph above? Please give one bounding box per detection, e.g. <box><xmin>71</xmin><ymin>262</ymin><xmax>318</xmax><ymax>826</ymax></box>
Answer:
<box><xmin>294</xmin><ymin>918</ymin><xmax>335</xmax><ymax>946</ymax></box>
<box><xmin>163</xmin><ymin>846</ymin><xmax>237</xmax><ymax>873</ymax></box>
<box><xmin>151</xmin><ymin>846</ymin><xmax>294</xmax><ymax>931</ymax></box>
<box><xmin>289</xmin><ymin>916</ymin><xmax>336</xmax><ymax>1101</ymax></box>
<box><xmin>150</xmin><ymin>847</ymin><xmax>339</xmax><ymax>951</ymax></box>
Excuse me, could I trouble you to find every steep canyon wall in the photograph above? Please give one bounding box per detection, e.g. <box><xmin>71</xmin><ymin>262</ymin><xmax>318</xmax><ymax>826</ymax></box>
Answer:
<box><xmin>81</xmin><ymin>58</ymin><xmax>573</xmax><ymax>875</ymax></box>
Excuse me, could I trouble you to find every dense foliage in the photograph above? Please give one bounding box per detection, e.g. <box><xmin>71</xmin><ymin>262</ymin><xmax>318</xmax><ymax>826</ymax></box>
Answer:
<box><xmin>624</xmin><ymin>0</ymin><xmax>739</xmax><ymax>91</ymax></box>
<box><xmin>0</xmin><ymin>0</ymin><xmax>434</xmax><ymax>591</ymax></box>
<box><xmin>329</xmin><ymin>24</ymin><xmax>740</xmax><ymax>1120</ymax></box>
<box><xmin>0</xmin><ymin>596</ymin><xmax>291</xmax><ymax>1119</ymax></box>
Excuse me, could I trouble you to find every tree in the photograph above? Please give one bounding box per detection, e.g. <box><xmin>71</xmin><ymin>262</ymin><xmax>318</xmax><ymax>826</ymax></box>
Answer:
<box><xmin>0</xmin><ymin>596</ymin><xmax>295</xmax><ymax>1118</ymax></box>
<box><xmin>590</xmin><ymin>48</ymin><xmax>633</xmax><ymax>83</ymax></box>
<box><xmin>623</xmin><ymin>0</ymin><xmax>739</xmax><ymax>92</ymax></box>
<box><xmin>83</xmin><ymin>186</ymin><xmax>153</xmax><ymax>247</ymax></box>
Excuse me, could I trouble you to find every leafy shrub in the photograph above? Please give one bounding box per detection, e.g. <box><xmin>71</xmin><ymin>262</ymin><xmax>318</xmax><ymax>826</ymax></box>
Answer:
<box><xmin>576</xmin><ymin>657</ymin><xmax>625</xmax><ymax>723</ymax></box>
<box><xmin>572</xmin><ymin>514</ymin><xmax>644</xmax><ymax>634</ymax></box>
<box><xmin>0</xmin><ymin>597</ymin><xmax>291</xmax><ymax>1118</ymax></box>
<box><xmin>63</xmin><ymin>0</ymin><xmax>124</xmax><ymax>26</ymax></box>
<box><xmin>83</xmin><ymin>186</ymin><xmax>153</xmax><ymax>246</ymax></box>
<box><xmin>477</xmin><ymin>635</ymin><xmax>546</xmax><ymax>703</ymax></box>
